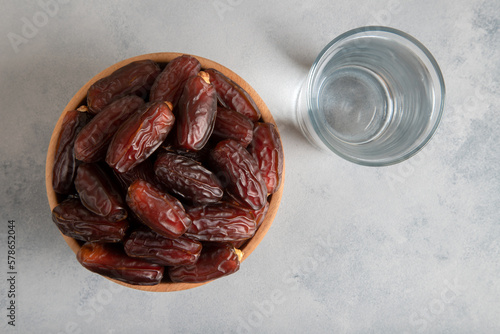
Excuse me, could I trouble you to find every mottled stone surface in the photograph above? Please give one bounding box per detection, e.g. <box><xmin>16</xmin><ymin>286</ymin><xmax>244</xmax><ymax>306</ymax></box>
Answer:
<box><xmin>1</xmin><ymin>0</ymin><xmax>499</xmax><ymax>333</ymax></box>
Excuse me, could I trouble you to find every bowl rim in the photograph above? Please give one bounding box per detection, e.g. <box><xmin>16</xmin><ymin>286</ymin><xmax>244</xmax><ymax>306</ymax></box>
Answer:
<box><xmin>45</xmin><ymin>52</ymin><xmax>284</xmax><ymax>292</ymax></box>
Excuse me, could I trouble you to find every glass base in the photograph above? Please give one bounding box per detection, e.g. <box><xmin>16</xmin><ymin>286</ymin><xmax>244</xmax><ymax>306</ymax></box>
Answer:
<box><xmin>317</xmin><ymin>66</ymin><xmax>392</xmax><ymax>144</ymax></box>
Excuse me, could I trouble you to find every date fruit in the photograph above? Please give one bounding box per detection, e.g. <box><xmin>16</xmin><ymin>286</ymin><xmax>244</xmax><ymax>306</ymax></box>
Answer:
<box><xmin>74</xmin><ymin>95</ymin><xmax>144</xmax><ymax>162</ymax></box>
<box><xmin>113</xmin><ymin>158</ymin><xmax>158</xmax><ymax>191</ymax></box>
<box><xmin>176</xmin><ymin>72</ymin><xmax>217</xmax><ymax>151</ymax></box>
<box><xmin>185</xmin><ymin>203</ymin><xmax>257</xmax><ymax>242</ymax></box>
<box><xmin>52</xmin><ymin>198</ymin><xmax>128</xmax><ymax>243</ymax></box>
<box><xmin>52</xmin><ymin>107</ymin><xmax>90</xmax><ymax>194</ymax></box>
<box><xmin>205</xmin><ymin>68</ymin><xmax>261</xmax><ymax>121</ymax></box>
<box><xmin>248</xmin><ymin>122</ymin><xmax>284</xmax><ymax>194</ymax></box>
<box><xmin>87</xmin><ymin>60</ymin><xmax>160</xmax><ymax>114</ymax></box>
<box><xmin>150</xmin><ymin>55</ymin><xmax>201</xmax><ymax>106</ymax></box>
<box><xmin>154</xmin><ymin>152</ymin><xmax>223</xmax><ymax>205</ymax></box>
<box><xmin>210</xmin><ymin>139</ymin><xmax>267</xmax><ymax>210</ymax></box>
<box><xmin>253</xmin><ymin>201</ymin><xmax>269</xmax><ymax>230</ymax></box>
<box><xmin>106</xmin><ymin>101</ymin><xmax>175</xmax><ymax>173</ymax></box>
<box><xmin>77</xmin><ymin>242</ymin><xmax>164</xmax><ymax>285</ymax></box>
<box><xmin>169</xmin><ymin>243</ymin><xmax>242</xmax><ymax>283</ymax></box>
<box><xmin>74</xmin><ymin>163</ymin><xmax>127</xmax><ymax>222</ymax></box>
<box><xmin>126</xmin><ymin>180</ymin><xmax>192</xmax><ymax>239</ymax></box>
<box><xmin>124</xmin><ymin>230</ymin><xmax>202</xmax><ymax>266</ymax></box>
<box><xmin>212</xmin><ymin>106</ymin><xmax>254</xmax><ymax>147</ymax></box>
<box><xmin>231</xmin><ymin>201</ymin><xmax>269</xmax><ymax>248</ymax></box>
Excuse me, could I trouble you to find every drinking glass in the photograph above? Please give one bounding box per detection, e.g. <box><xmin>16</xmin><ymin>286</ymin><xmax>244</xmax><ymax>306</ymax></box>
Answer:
<box><xmin>296</xmin><ymin>26</ymin><xmax>445</xmax><ymax>166</ymax></box>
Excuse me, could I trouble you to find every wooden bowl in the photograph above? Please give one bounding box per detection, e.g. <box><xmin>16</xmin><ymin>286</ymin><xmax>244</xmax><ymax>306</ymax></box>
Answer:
<box><xmin>45</xmin><ymin>52</ymin><xmax>284</xmax><ymax>292</ymax></box>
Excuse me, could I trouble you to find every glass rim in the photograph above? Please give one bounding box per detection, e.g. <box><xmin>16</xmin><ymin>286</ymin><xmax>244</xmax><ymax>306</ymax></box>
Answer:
<box><xmin>306</xmin><ymin>26</ymin><xmax>446</xmax><ymax>167</ymax></box>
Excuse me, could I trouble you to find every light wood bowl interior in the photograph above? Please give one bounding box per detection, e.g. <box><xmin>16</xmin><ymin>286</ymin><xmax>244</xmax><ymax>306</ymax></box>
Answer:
<box><xmin>45</xmin><ymin>52</ymin><xmax>284</xmax><ymax>292</ymax></box>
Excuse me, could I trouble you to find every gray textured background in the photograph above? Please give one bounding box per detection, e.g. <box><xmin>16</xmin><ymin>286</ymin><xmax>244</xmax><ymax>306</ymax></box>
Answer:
<box><xmin>1</xmin><ymin>0</ymin><xmax>499</xmax><ymax>333</ymax></box>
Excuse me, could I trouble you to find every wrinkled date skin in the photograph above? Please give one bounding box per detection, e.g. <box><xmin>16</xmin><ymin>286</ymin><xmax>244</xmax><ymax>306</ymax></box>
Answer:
<box><xmin>176</xmin><ymin>72</ymin><xmax>217</xmax><ymax>151</ymax></box>
<box><xmin>52</xmin><ymin>108</ymin><xmax>90</xmax><ymax>194</ymax></box>
<box><xmin>210</xmin><ymin>139</ymin><xmax>267</xmax><ymax>210</ymax></box>
<box><xmin>154</xmin><ymin>152</ymin><xmax>223</xmax><ymax>205</ymax></box>
<box><xmin>124</xmin><ymin>230</ymin><xmax>202</xmax><ymax>266</ymax></box>
<box><xmin>113</xmin><ymin>158</ymin><xmax>158</xmax><ymax>191</ymax></box>
<box><xmin>150</xmin><ymin>55</ymin><xmax>201</xmax><ymax>106</ymax></box>
<box><xmin>169</xmin><ymin>243</ymin><xmax>241</xmax><ymax>283</ymax></box>
<box><xmin>185</xmin><ymin>203</ymin><xmax>257</xmax><ymax>242</ymax></box>
<box><xmin>74</xmin><ymin>95</ymin><xmax>144</xmax><ymax>162</ymax></box>
<box><xmin>87</xmin><ymin>60</ymin><xmax>160</xmax><ymax>114</ymax></box>
<box><xmin>161</xmin><ymin>142</ymin><xmax>213</xmax><ymax>163</ymax></box>
<box><xmin>74</xmin><ymin>163</ymin><xmax>127</xmax><ymax>222</ymax></box>
<box><xmin>77</xmin><ymin>242</ymin><xmax>164</xmax><ymax>286</ymax></box>
<box><xmin>52</xmin><ymin>198</ymin><xmax>128</xmax><ymax>243</ymax></box>
<box><xmin>106</xmin><ymin>101</ymin><xmax>175</xmax><ymax>173</ymax></box>
<box><xmin>212</xmin><ymin>106</ymin><xmax>254</xmax><ymax>147</ymax></box>
<box><xmin>253</xmin><ymin>201</ymin><xmax>269</xmax><ymax>230</ymax></box>
<box><xmin>232</xmin><ymin>201</ymin><xmax>269</xmax><ymax>248</ymax></box>
<box><xmin>205</xmin><ymin>68</ymin><xmax>261</xmax><ymax>122</ymax></box>
<box><xmin>126</xmin><ymin>180</ymin><xmax>192</xmax><ymax>239</ymax></box>
<box><xmin>248</xmin><ymin>122</ymin><xmax>284</xmax><ymax>194</ymax></box>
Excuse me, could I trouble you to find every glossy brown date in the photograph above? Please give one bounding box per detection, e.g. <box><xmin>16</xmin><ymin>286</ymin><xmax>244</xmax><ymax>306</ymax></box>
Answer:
<box><xmin>161</xmin><ymin>141</ymin><xmax>213</xmax><ymax>164</ymax></box>
<box><xmin>52</xmin><ymin>198</ymin><xmax>128</xmax><ymax>243</ymax></box>
<box><xmin>231</xmin><ymin>201</ymin><xmax>269</xmax><ymax>248</ymax></box>
<box><xmin>52</xmin><ymin>108</ymin><xmax>90</xmax><ymax>194</ymax></box>
<box><xmin>87</xmin><ymin>60</ymin><xmax>160</xmax><ymax>114</ymax></box>
<box><xmin>210</xmin><ymin>139</ymin><xmax>267</xmax><ymax>210</ymax></box>
<box><xmin>176</xmin><ymin>72</ymin><xmax>217</xmax><ymax>151</ymax></box>
<box><xmin>124</xmin><ymin>230</ymin><xmax>202</xmax><ymax>266</ymax></box>
<box><xmin>169</xmin><ymin>243</ymin><xmax>242</xmax><ymax>283</ymax></box>
<box><xmin>253</xmin><ymin>200</ymin><xmax>269</xmax><ymax>230</ymax></box>
<box><xmin>126</xmin><ymin>180</ymin><xmax>192</xmax><ymax>239</ymax></box>
<box><xmin>77</xmin><ymin>242</ymin><xmax>164</xmax><ymax>286</ymax></box>
<box><xmin>185</xmin><ymin>203</ymin><xmax>257</xmax><ymax>242</ymax></box>
<box><xmin>248</xmin><ymin>122</ymin><xmax>284</xmax><ymax>194</ymax></box>
<box><xmin>106</xmin><ymin>101</ymin><xmax>175</xmax><ymax>173</ymax></box>
<box><xmin>113</xmin><ymin>158</ymin><xmax>158</xmax><ymax>191</ymax></box>
<box><xmin>74</xmin><ymin>95</ymin><xmax>144</xmax><ymax>162</ymax></box>
<box><xmin>150</xmin><ymin>55</ymin><xmax>201</xmax><ymax>106</ymax></box>
<box><xmin>154</xmin><ymin>152</ymin><xmax>223</xmax><ymax>205</ymax></box>
<box><xmin>205</xmin><ymin>68</ymin><xmax>261</xmax><ymax>121</ymax></box>
<box><xmin>212</xmin><ymin>106</ymin><xmax>254</xmax><ymax>147</ymax></box>
<box><xmin>74</xmin><ymin>163</ymin><xmax>127</xmax><ymax>222</ymax></box>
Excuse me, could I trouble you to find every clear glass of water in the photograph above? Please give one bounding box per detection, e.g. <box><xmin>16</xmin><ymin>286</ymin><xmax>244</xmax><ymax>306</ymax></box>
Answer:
<box><xmin>296</xmin><ymin>26</ymin><xmax>445</xmax><ymax>166</ymax></box>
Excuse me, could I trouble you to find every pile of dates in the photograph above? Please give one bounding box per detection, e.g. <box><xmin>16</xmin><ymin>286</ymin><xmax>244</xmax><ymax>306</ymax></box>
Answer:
<box><xmin>51</xmin><ymin>55</ymin><xmax>283</xmax><ymax>286</ymax></box>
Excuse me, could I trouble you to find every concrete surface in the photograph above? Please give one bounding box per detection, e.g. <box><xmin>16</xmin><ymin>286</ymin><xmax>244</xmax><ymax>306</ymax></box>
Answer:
<box><xmin>1</xmin><ymin>0</ymin><xmax>499</xmax><ymax>333</ymax></box>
